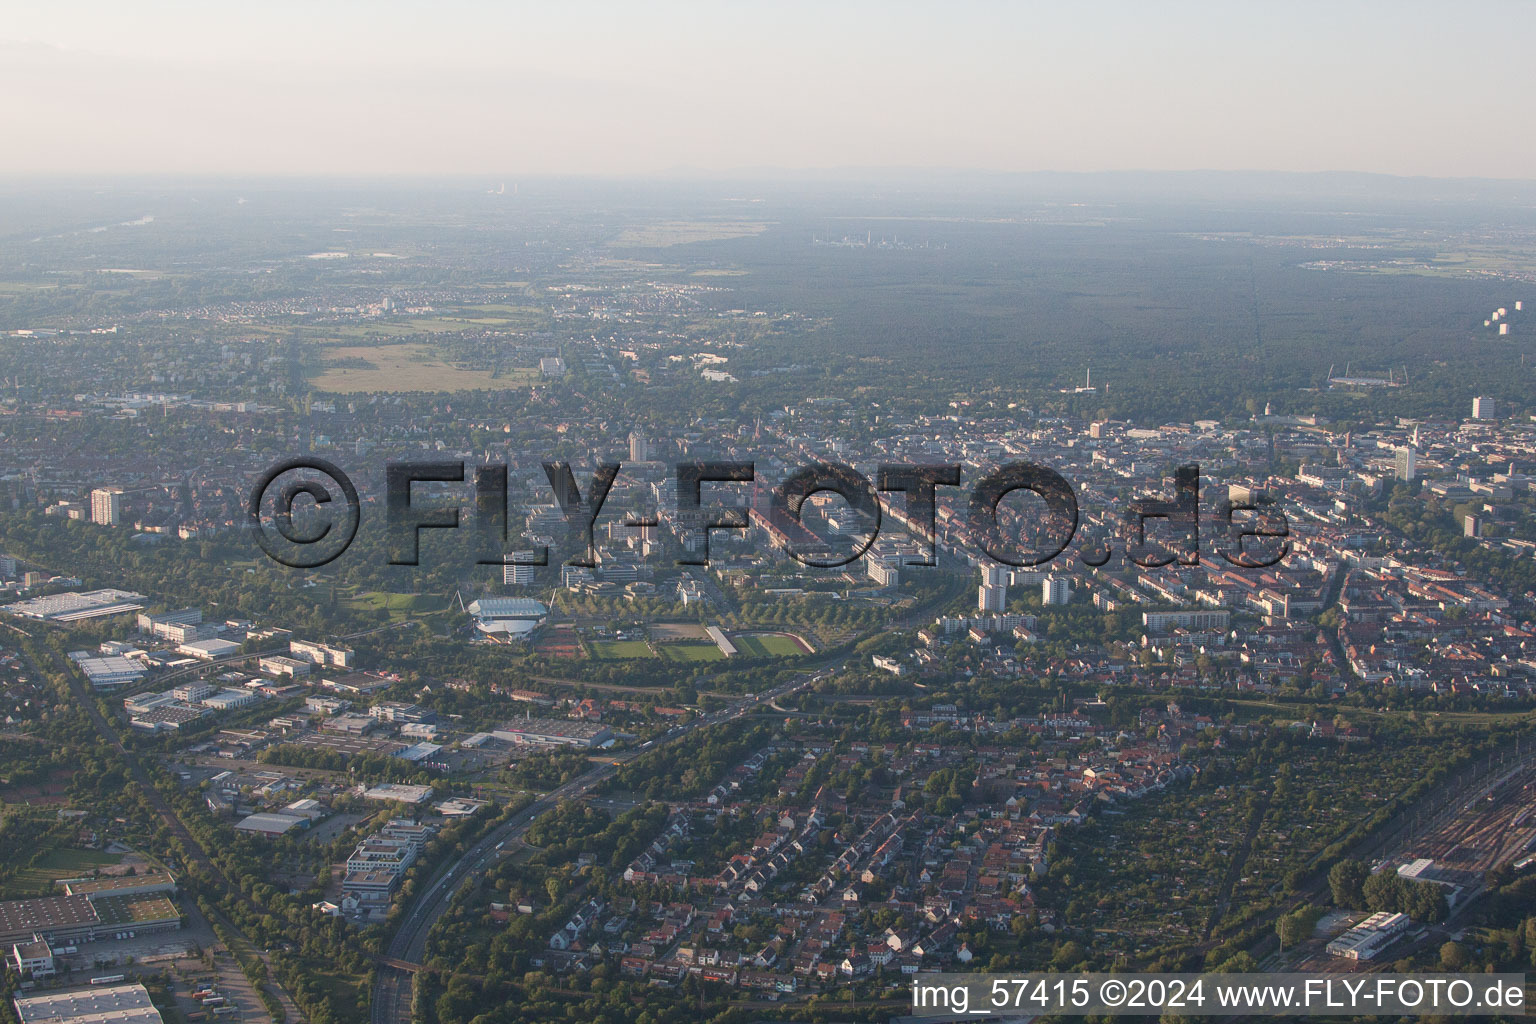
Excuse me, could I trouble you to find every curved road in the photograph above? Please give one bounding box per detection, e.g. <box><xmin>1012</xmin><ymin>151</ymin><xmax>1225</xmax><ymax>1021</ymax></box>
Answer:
<box><xmin>371</xmin><ymin>668</ymin><xmax>833</xmax><ymax>1024</ymax></box>
<box><xmin>372</xmin><ymin>567</ymin><xmax>963</xmax><ymax>1022</ymax></box>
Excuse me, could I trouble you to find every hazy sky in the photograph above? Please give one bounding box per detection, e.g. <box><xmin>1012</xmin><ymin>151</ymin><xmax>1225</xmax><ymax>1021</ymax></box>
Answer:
<box><xmin>3</xmin><ymin>0</ymin><xmax>1533</xmax><ymax>179</ymax></box>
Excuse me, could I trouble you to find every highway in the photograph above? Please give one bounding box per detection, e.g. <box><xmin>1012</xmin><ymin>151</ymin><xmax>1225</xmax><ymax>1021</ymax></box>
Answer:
<box><xmin>370</xmin><ymin>667</ymin><xmax>834</xmax><ymax>1024</ymax></box>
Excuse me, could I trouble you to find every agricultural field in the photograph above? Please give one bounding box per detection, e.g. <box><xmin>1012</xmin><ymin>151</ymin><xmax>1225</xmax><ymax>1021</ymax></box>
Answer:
<box><xmin>611</xmin><ymin>220</ymin><xmax>769</xmax><ymax>247</ymax></box>
<box><xmin>0</xmin><ymin>847</ymin><xmax>121</xmax><ymax>899</ymax></box>
<box><xmin>310</xmin><ymin>343</ymin><xmax>537</xmax><ymax>392</ymax></box>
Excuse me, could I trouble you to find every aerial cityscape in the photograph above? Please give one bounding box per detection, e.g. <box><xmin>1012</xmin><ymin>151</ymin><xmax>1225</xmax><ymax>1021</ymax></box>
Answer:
<box><xmin>3</xmin><ymin>4</ymin><xmax>1536</xmax><ymax>1024</ymax></box>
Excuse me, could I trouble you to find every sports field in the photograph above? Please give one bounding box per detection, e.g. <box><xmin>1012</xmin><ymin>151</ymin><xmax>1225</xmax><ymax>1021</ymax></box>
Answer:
<box><xmin>589</xmin><ymin>640</ymin><xmax>655</xmax><ymax>659</ymax></box>
<box><xmin>733</xmin><ymin>633</ymin><xmax>809</xmax><ymax>657</ymax></box>
<box><xmin>656</xmin><ymin>643</ymin><xmax>724</xmax><ymax>663</ymax></box>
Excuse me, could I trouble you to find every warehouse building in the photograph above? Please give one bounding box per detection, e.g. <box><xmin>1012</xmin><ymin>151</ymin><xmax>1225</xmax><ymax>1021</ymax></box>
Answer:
<box><xmin>1325</xmin><ymin>911</ymin><xmax>1410</xmax><ymax>960</ymax></box>
<box><xmin>14</xmin><ymin>983</ymin><xmax>163</xmax><ymax>1024</ymax></box>
<box><xmin>0</xmin><ymin>885</ymin><xmax>179</xmax><ymax>949</ymax></box>
<box><xmin>176</xmin><ymin>637</ymin><xmax>240</xmax><ymax>660</ymax></box>
<box><xmin>492</xmin><ymin>716</ymin><xmax>612</xmax><ymax>748</ymax></box>
<box><xmin>3</xmin><ymin>590</ymin><xmax>146</xmax><ymax>623</ymax></box>
<box><xmin>69</xmin><ymin>654</ymin><xmax>145</xmax><ymax>691</ymax></box>
<box><xmin>233</xmin><ymin>812</ymin><xmax>308</xmax><ymax>838</ymax></box>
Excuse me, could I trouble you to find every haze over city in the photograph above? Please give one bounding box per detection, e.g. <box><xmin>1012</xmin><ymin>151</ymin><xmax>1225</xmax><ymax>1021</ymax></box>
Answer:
<box><xmin>4</xmin><ymin>0</ymin><xmax>1536</xmax><ymax>178</ymax></box>
<box><xmin>2</xmin><ymin>6</ymin><xmax>1536</xmax><ymax>1024</ymax></box>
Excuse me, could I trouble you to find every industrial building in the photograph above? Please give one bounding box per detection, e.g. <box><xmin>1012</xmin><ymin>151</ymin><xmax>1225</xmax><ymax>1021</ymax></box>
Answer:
<box><xmin>3</xmin><ymin>590</ymin><xmax>146</xmax><ymax>623</ymax></box>
<box><xmin>69</xmin><ymin>653</ymin><xmax>144</xmax><ymax>691</ymax></box>
<box><xmin>360</xmin><ymin>783</ymin><xmax>435</xmax><ymax>805</ymax></box>
<box><xmin>1325</xmin><ymin>911</ymin><xmax>1410</xmax><ymax>960</ymax></box>
<box><xmin>14</xmin><ymin>983</ymin><xmax>163</xmax><ymax>1024</ymax></box>
<box><xmin>0</xmin><ymin>877</ymin><xmax>179</xmax><ymax>949</ymax></box>
<box><xmin>492</xmin><ymin>716</ymin><xmax>612</xmax><ymax>748</ymax></box>
<box><xmin>12</xmin><ymin>935</ymin><xmax>55</xmax><ymax>977</ymax></box>
<box><xmin>233</xmin><ymin>812</ymin><xmax>309</xmax><ymax>838</ymax></box>
<box><xmin>176</xmin><ymin>637</ymin><xmax>240</xmax><ymax>660</ymax></box>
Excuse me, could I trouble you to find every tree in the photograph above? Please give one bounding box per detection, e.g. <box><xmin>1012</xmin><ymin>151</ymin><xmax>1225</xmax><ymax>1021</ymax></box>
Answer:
<box><xmin>1329</xmin><ymin>858</ymin><xmax>1370</xmax><ymax>908</ymax></box>
<box><xmin>1439</xmin><ymin>941</ymin><xmax>1467</xmax><ymax>970</ymax></box>
<box><xmin>1276</xmin><ymin>909</ymin><xmax>1309</xmax><ymax>950</ymax></box>
<box><xmin>1362</xmin><ymin>869</ymin><xmax>1402</xmax><ymax>913</ymax></box>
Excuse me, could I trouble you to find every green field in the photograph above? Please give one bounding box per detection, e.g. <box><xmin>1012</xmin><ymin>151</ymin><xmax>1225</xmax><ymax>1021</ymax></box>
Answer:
<box><xmin>732</xmin><ymin>633</ymin><xmax>807</xmax><ymax>657</ymax></box>
<box><xmin>656</xmin><ymin>643</ymin><xmax>725</xmax><ymax>663</ymax></box>
<box><xmin>340</xmin><ymin>590</ymin><xmax>446</xmax><ymax>618</ymax></box>
<box><xmin>589</xmin><ymin>640</ymin><xmax>655</xmax><ymax>660</ymax></box>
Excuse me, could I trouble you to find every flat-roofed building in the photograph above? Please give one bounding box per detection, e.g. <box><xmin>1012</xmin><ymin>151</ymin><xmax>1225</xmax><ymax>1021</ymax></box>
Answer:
<box><xmin>360</xmin><ymin>783</ymin><xmax>434</xmax><ymax>806</ymax></box>
<box><xmin>172</xmin><ymin>682</ymin><xmax>215</xmax><ymax>703</ymax></box>
<box><xmin>321</xmin><ymin>672</ymin><xmax>392</xmax><ymax>696</ymax></box>
<box><xmin>200</xmin><ymin>688</ymin><xmax>257</xmax><ymax>711</ymax></box>
<box><xmin>1142</xmin><ymin>609</ymin><xmax>1232</xmax><ymax>633</ymax></box>
<box><xmin>70</xmin><ymin>655</ymin><xmax>144</xmax><ymax>691</ymax></box>
<box><xmin>288</xmin><ymin>639</ymin><xmax>354</xmax><ymax>668</ymax></box>
<box><xmin>492</xmin><ymin>717</ymin><xmax>612</xmax><ymax>748</ymax></box>
<box><xmin>0</xmin><ymin>895</ymin><xmax>98</xmax><ymax>948</ymax></box>
<box><xmin>59</xmin><ymin>871</ymin><xmax>176</xmax><ymax>900</ymax></box>
<box><xmin>14</xmin><ymin>983</ymin><xmax>163</xmax><ymax>1024</ymax></box>
<box><xmin>234</xmin><ymin>812</ymin><xmax>307</xmax><ymax>838</ymax></box>
<box><xmin>12</xmin><ymin>935</ymin><xmax>54</xmax><ymax>977</ymax></box>
<box><xmin>176</xmin><ymin>638</ymin><xmax>240</xmax><ymax>661</ymax></box>
<box><xmin>304</xmin><ymin>695</ymin><xmax>350</xmax><ymax>715</ymax></box>
<box><xmin>341</xmin><ymin>869</ymin><xmax>398</xmax><ymax>906</ymax></box>
<box><xmin>321</xmin><ymin>712</ymin><xmax>374</xmax><ymax>735</ymax></box>
<box><xmin>259</xmin><ymin>655</ymin><xmax>311</xmax><ymax>678</ymax></box>
<box><xmin>89</xmin><ymin>488</ymin><xmax>123</xmax><ymax>527</ymax></box>
<box><xmin>3</xmin><ymin>590</ymin><xmax>146</xmax><ymax>623</ymax></box>
<box><xmin>369</xmin><ymin>701</ymin><xmax>435</xmax><ymax>724</ymax></box>
<box><xmin>1325</xmin><ymin>911</ymin><xmax>1410</xmax><ymax>960</ymax></box>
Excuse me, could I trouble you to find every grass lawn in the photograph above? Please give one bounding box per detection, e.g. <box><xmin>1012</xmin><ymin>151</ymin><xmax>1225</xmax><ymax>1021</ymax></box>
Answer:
<box><xmin>657</xmin><ymin>643</ymin><xmax>725</xmax><ymax>663</ymax></box>
<box><xmin>342</xmin><ymin>591</ymin><xmax>446</xmax><ymax>618</ymax></box>
<box><xmin>733</xmin><ymin>634</ymin><xmax>807</xmax><ymax>657</ymax></box>
<box><xmin>589</xmin><ymin>640</ymin><xmax>656</xmax><ymax>660</ymax></box>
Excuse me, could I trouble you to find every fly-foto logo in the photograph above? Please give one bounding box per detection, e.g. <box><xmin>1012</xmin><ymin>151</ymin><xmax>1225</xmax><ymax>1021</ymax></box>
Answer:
<box><xmin>248</xmin><ymin>458</ymin><xmax>1289</xmax><ymax>571</ymax></box>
